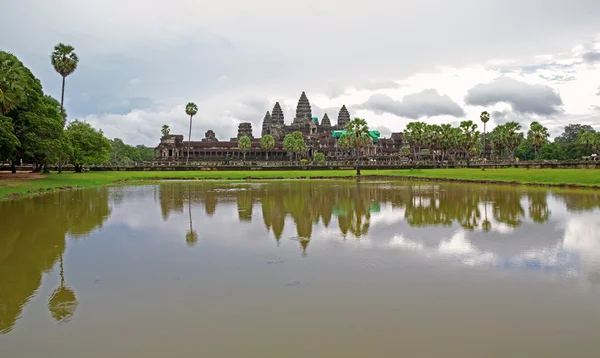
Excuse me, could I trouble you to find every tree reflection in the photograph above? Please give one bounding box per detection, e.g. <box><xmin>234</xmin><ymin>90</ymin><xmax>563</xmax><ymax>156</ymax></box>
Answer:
<box><xmin>186</xmin><ymin>187</ymin><xmax>198</xmax><ymax>247</ymax></box>
<box><xmin>152</xmin><ymin>182</ymin><xmax>600</xmax><ymax>257</ymax></box>
<box><xmin>0</xmin><ymin>188</ymin><xmax>111</xmax><ymax>334</ymax></box>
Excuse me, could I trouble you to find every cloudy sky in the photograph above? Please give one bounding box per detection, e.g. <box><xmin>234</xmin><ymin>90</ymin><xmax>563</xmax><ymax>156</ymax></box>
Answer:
<box><xmin>5</xmin><ymin>0</ymin><xmax>600</xmax><ymax>145</ymax></box>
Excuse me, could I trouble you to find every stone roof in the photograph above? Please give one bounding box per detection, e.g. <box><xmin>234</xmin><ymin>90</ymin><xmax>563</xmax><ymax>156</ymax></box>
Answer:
<box><xmin>337</xmin><ymin>105</ymin><xmax>350</xmax><ymax>128</ymax></box>
<box><xmin>321</xmin><ymin>113</ymin><xmax>331</xmax><ymax>126</ymax></box>
<box><xmin>271</xmin><ymin>102</ymin><xmax>284</xmax><ymax>125</ymax></box>
<box><xmin>261</xmin><ymin>111</ymin><xmax>272</xmax><ymax>136</ymax></box>
<box><xmin>293</xmin><ymin>91</ymin><xmax>312</xmax><ymax>125</ymax></box>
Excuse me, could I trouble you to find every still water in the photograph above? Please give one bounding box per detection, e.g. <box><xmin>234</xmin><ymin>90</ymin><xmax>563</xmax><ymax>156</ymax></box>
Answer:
<box><xmin>2</xmin><ymin>181</ymin><xmax>600</xmax><ymax>357</ymax></box>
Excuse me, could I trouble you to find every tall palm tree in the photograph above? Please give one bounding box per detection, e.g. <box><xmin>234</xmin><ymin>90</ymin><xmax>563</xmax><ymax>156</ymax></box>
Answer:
<box><xmin>238</xmin><ymin>135</ymin><xmax>251</xmax><ymax>161</ymax></box>
<box><xmin>527</xmin><ymin>121</ymin><xmax>549</xmax><ymax>160</ymax></box>
<box><xmin>185</xmin><ymin>102</ymin><xmax>198</xmax><ymax>164</ymax></box>
<box><xmin>48</xmin><ymin>254</ymin><xmax>78</xmax><ymax>323</ymax></box>
<box><xmin>161</xmin><ymin>125</ymin><xmax>170</xmax><ymax>137</ymax></box>
<box><xmin>51</xmin><ymin>44</ymin><xmax>78</xmax><ymax>174</ymax></box>
<box><xmin>51</xmin><ymin>44</ymin><xmax>78</xmax><ymax>122</ymax></box>
<box><xmin>186</xmin><ymin>187</ymin><xmax>198</xmax><ymax>247</ymax></box>
<box><xmin>480</xmin><ymin>111</ymin><xmax>490</xmax><ymax>159</ymax></box>
<box><xmin>458</xmin><ymin>120</ymin><xmax>480</xmax><ymax>167</ymax></box>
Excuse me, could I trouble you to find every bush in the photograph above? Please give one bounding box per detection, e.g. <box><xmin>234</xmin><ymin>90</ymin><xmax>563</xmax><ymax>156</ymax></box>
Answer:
<box><xmin>314</xmin><ymin>152</ymin><xmax>325</xmax><ymax>162</ymax></box>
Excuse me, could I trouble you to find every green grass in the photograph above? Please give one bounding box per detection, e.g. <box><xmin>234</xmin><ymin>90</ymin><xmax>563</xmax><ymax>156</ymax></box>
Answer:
<box><xmin>1</xmin><ymin>168</ymin><xmax>599</xmax><ymax>200</ymax></box>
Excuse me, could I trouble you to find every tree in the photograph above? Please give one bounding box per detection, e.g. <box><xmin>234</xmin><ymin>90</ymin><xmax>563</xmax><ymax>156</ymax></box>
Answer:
<box><xmin>458</xmin><ymin>120</ymin><xmax>480</xmax><ymax>166</ymax></box>
<box><xmin>314</xmin><ymin>152</ymin><xmax>325</xmax><ymax>162</ymax></box>
<box><xmin>161</xmin><ymin>125</ymin><xmax>170</xmax><ymax>137</ymax></box>
<box><xmin>185</xmin><ymin>102</ymin><xmax>198</xmax><ymax>163</ymax></box>
<box><xmin>0</xmin><ymin>51</ymin><xmax>27</xmax><ymax>115</ymax></box>
<box><xmin>260</xmin><ymin>134</ymin><xmax>275</xmax><ymax>161</ymax></box>
<box><xmin>438</xmin><ymin>124</ymin><xmax>456</xmax><ymax>166</ymax></box>
<box><xmin>425</xmin><ymin>124</ymin><xmax>442</xmax><ymax>166</ymax></box>
<box><xmin>340</xmin><ymin>117</ymin><xmax>370</xmax><ymax>176</ymax></box>
<box><xmin>527</xmin><ymin>121</ymin><xmax>550</xmax><ymax>160</ymax></box>
<box><xmin>65</xmin><ymin>120</ymin><xmax>111</xmax><ymax>172</ymax></box>
<box><xmin>238</xmin><ymin>135</ymin><xmax>251</xmax><ymax>161</ymax></box>
<box><xmin>503</xmin><ymin>122</ymin><xmax>523</xmax><ymax>161</ymax></box>
<box><xmin>404</xmin><ymin>121</ymin><xmax>427</xmax><ymax>161</ymax></box>
<box><xmin>51</xmin><ymin>44</ymin><xmax>78</xmax><ymax>174</ymax></box>
<box><xmin>0</xmin><ymin>116</ymin><xmax>19</xmax><ymax>161</ymax></box>
<box><xmin>480</xmin><ymin>111</ymin><xmax>490</xmax><ymax>158</ymax></box>
<box><xmin>283</xmin><ymin>134</ymin><xmax>296</xmax><ymax>161</ymax></box>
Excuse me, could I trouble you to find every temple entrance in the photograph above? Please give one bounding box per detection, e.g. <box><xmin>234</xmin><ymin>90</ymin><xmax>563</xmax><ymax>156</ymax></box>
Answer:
<box><xmin>168</xmin><ymin>149</ymin><xmax>173</xmax><ymax>157</ymax></box>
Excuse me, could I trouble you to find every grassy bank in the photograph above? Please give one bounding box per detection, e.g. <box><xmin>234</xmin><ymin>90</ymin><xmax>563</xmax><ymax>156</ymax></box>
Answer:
<box><xmin>1</xmin><ymin>168</ymin><xmax>599</xmax><ymax>200</ymax></box>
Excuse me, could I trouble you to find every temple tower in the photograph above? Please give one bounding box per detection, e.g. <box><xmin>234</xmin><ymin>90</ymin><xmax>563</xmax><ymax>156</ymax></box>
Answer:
<box><xmin>321</xmin><ymin>113</ymin><xmax>331</xmax><ymax>127</ymax></box>
<box><xmin>270</xmin><ymin>102</ymin><xmax>285</xmax><ymax>139</ymax></box>
<box><xmin>261</xmin><ymin>111</ymin><xmax>272</xmax><ymax>137</ymax></box>
<box><xmin>337</xmin><ymin>105</ymin><xmax>350</xmax><ymax>129</ymax></box>
<box><xmin>237</xmin><ymin>122</ymin><xmax>253</xmax><ymax>140</ymax></box>
<box><xmin>292</xmin><ymin>92</ymin><xmax>312</xmax><ymax>126</ymax></box>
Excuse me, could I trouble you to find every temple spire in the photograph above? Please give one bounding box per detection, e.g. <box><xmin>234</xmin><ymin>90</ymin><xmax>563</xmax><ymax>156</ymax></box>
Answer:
<box><xmin>293</xmin><ymin>91</ymin><xmax>312</xmax><ymax>126</ymax></box>
<box><xmin>337</xmin><ymin>105</ymin><xmax>350</xmax><ymax>128</ymax></box>
<box><xmin>270</xmin><ymin>102</ymin><xmax>285</xmax><ymax>139</ymax></box>
<box><xmin>261</xmin><ymin>111</ymin><xmax>272</xmax><ymax>137</ymax></box>
<box><xmin>321</xmin><ymin>113</ymin><xmax>331</xmax><ymax>127</ymax></box>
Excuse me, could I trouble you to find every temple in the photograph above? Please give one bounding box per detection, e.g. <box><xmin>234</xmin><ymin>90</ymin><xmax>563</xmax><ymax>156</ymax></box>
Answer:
<box><xmin>155</xmin><ymin>92</ymin><xmax>404</xmax><ymax>161</ymax></box>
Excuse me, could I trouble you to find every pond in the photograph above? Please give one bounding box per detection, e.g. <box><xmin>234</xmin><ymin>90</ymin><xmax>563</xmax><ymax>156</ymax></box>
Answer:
<box><xmin>1</xmin><ymin>181</ymin><xmax>600</xmax><ymax>357</ymax></box>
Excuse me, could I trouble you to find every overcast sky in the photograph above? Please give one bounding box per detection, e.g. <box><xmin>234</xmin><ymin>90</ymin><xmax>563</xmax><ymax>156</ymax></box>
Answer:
<box><xmin>4</xmin><ymin>0</ymin><xmax>600</xmax><ymax>145</ymax></box>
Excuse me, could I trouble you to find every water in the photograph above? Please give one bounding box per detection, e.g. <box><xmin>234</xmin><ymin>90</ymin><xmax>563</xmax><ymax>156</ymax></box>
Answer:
<box><xmin>1</xmin><ymin>181</ymin><xmax>600</xmax><ymax>357</ymax></box>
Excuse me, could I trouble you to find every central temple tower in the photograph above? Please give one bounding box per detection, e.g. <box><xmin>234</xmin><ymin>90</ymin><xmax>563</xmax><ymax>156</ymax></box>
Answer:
<box><xmin>292</xmin><ymin>92</ymin><xmax>312</xmax><ymax>126</ymax></box>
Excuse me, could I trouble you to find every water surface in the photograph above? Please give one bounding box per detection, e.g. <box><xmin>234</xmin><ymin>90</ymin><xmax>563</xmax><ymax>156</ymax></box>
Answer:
<box><xmin>2</xmin><ymin>181</ymin><xmax>600</xmax><ymax>357</ymax></box>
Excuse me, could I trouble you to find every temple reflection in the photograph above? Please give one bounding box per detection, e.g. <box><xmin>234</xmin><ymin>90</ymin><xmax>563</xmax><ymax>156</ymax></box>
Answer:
<box><xmin>156</xmin><ymin>182</ymin><xmax>600</xmax><ymax>258</ymax></box>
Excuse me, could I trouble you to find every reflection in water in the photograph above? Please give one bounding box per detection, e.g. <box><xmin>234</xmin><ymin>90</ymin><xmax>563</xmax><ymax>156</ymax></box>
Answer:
<box><xmin>0</xmin><ymin>188</ymin><xmax>110</xmax><ymax>334</ymax></box>
<box><xmin>2</xmin><ymin>181</ymin><xmax>600</xmax><ymax>358</ymax></box>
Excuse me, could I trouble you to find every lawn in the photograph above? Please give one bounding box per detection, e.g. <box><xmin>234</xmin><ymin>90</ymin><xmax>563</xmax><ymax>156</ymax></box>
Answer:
<box><xmin>1</xmin><ymin>168</ymin><xmax>599</xmax><ymax>200</ymax></box>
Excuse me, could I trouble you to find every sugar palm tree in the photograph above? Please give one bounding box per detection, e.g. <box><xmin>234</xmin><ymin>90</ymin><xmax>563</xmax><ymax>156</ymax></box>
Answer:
<box><xmin>527</xmin><ymin>121</ymin><xmax>549</xmax><ymax>160</ymax></box>
<box><xmin>51</xmin><ymin>44</ymin><xmax>79</xmax><ymax>119</ymax></box>
<box><xmin>238</xmin><ymin>135</ymin><xmax>251</xmax><ymax>161</ymax></box>
<box><xmin>185</xmin><ymin>102</ymin><xmax>198</xmax><ymax>163</ymax></box>
<box><xmin>480</xmin><ymin>111</ymin><xmax>490</xmax><ymax>158</ymax></box>
<box><xmin>48</xmin><ymin>254</ymin><xmax>78</xmax><ymax>323</ymax></box>
<box><xmin>458</xmin><ymin>120</ymin><xmax>480</xmax><ymax>166</ymax></box>
<box><xmin>51</xmin><ymin>44</ymin><xmax>78</xmax><ymax>173</ymax></box>
<box><xmin>161</xmin><ymin>125</ymin><xmax>170</xmax><ymax>137</ymax></box>
<box><xmin>0</xmin><ymin>51</ymin><xmax>27</xmax><ymax>115</ymax></box>
<box><xmin>260</xmin><ymin>134</ymin><xmax>275</xmax><ymax>160</ymax></box>
<box><xmin>340</xmin><ymin>117</ymin><xmax>370</xmax><ymax>175</ymax></box>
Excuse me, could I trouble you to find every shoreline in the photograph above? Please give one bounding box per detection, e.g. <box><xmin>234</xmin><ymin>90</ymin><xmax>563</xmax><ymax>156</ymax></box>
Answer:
<box><xmin>2</xmin><ymin>168</ymin><xmax>600</xmax><ymax>200</ymax></box>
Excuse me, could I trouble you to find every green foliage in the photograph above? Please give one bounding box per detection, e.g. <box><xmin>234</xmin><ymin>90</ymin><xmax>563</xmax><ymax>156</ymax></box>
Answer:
<box><xmin>65</xmin><ymin>120</ymin><xmax>111</xmax><ymax>170</ymax></box>
<box><xmin>314</xmin><ymin>152</ymin><xmax>325</xmax><ymax>162</ymax></box>
<box><xmin>161</xmin><ymin>125</ymin><xmax>170</xmax><ymax>137</ymax></box>
<box><xmin>238</xmin><ymin>135</ymin><xmax>251</xmax><ymax>160</ymax></box>
<box><xmin>340</xmin><ymin>118</ymin><xmax>370</xmax><ymax>152</ymax></box>
<box><xmin>51</xmin><ymin>44</ymin><xmax>79</xmax><ymax>78</ymax></box>
<box><xmin>403</xmin><ymin>121</ymin><xmax>427</xmax><ymax>159</ymax></box>
<box><xmin>514</xmin><ymin>140</ymin><xmax>535</xmax><ymax>161</ymax></box>
<box><xmin>108</xmin><ymin>138</ymin><xmax>153</xmax><ymax>165</ymax></box>
<box><xmin>260</xmin><ymin>134</ymin><xmax>275</xmax><ymax>161</ymax></box>
<box><xmin>480</xmin><ymin>111</ymin><xmax>490</xmax><ymax>124</ymax></box>
<box><xmin>458</xmin><ymin>120</ymin><xmax>481</xmax><ymax>164</ymax></box>
<box><xmin>0</xmin><ymin>52</ymin><xmax>28</xmax><ymax>115</ymax></box>
<box><xmin>185</xmin><ymin>103</ymin><xmax>198</xmax><ymax>117</ymax></box>
<box><xmin>0</xmin><ymin>116</ymin><xmax>19</xmax><ymax>160</ymax></box>
<box><xmin>283</xmin><ymin>134</ymin><xmax>296</xmax><ymax>159</ymax></box>
<box><xmin>527</xmin><ymin>122</ymin><xmax>550</xmax><ymax>160</ymax></box>
<box><xmin>20</xmin><ymin>96</ymin><xmax>65</xmax><ymax>166</ymax></box>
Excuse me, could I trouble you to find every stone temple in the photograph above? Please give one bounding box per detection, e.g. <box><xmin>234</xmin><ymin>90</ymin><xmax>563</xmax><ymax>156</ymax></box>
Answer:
<box><xmin>155</xmin><ymin>92</ymin><xmax>404</xmax><ymax>161</ymax></box>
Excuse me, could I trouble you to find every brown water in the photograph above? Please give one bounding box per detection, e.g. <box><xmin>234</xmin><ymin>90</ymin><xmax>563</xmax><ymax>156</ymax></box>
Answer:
<box><xmin>2</xmin><ymin>181</ymin><xmax>600</xmax><ymax>357</ymax></box>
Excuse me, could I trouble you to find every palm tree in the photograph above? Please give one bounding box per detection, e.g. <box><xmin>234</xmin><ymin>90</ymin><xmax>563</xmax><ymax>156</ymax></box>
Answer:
<box><xmin>51</xmin><ymin>44</ymin><xmax>78</xmax><ymax>174</ymax></box>
<box><xmin>480</xmin><ymin>111</ymin><xmax>490</xmax><ymax>159</ymax></box>
<box><xmin>48</xmin><ymin>254</ymin><xmax>78</xmax><ymax>323</ymax></box>
<box><xmin>185</xmin><ymin>102</ymin><xmax>198</xmax><ymax>163</ymax></box>
<box><xmin>340</xmin><ymin>117</ymin><xmax>370</xmax><ymax>175</ymax></box>
<box><xmin>503</xmin><ymin>122</ymin><xmax>523</xmax><ymax>161</ymax></box>
<box><xmin>0</xmin><ymin>51</ymin><xmax>27</xmax><ymax>115</ymax></box>
<box><xmin>527</xmin><ymin>121</ymin><xmax>549</xmax><ymax>160</ymax></box>
<box><xmin>404</xmin><ymin>121</ymin><xmax>427</xmax><ymax>161</ymax></box>
<box><xmin>51</xmin><ymin>44</ymin><xmax>79</xmax><ymax>119</ymax></box>
<box><xmin>458</xmin><ymin>120</ymin><xmax>480</xmax><ymax>166</ymax></box>
<box><xmin>161</xmin><ymin>125</ymin><xmax>170</xmax><ymax>137</ymax></box>
<box><xmin>186</xmin><ymin>187</ymin><xmax>198</xmax><ymax>247</ymax></box>
<box><xmin>260</xmin><ymin>134</ymin><xmax>275</xmax><ymax>161</ymax></box>
<box><xmin>283</xmin><ymin>134</ymin><xmax>296</xmax><ymax>161</ymax></box>
<box><xmin>238</xmin><ymin>135</ymin><xmax>251</xmax><ymax>161</ymax></box>
<box><xmin>438</xmin><ymin>124</ymin><xmax>455</xmax><ymax>167</ymax></box>
<box><xmin>425</xmin><ymin>124</ymin><xmax>441</xmax><ymax>166</ymax></box>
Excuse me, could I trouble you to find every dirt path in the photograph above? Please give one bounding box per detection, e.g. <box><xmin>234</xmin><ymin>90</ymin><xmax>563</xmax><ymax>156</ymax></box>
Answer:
<box><xmin>0</xmin><ymin>171</ymin><xmax>44</xmax><ymax>181</ymax></box>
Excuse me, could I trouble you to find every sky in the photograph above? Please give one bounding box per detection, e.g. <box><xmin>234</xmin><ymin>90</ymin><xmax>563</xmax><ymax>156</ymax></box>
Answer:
<box><xmin>4</xmin><ymin>0</ymin><xmax>600</xmax><ymax>146</ymax></box>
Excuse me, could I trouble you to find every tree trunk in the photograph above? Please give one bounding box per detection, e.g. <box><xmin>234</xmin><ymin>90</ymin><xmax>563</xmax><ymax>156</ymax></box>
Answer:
<box><xmin>266</xmin><ymin>151</ymin><xmax>269</xmax><ymax>161</ymax></box>
<box><xmin>356</xmin><ymin>155</ymin><xmax>361</xmax><ymax>176</ymax></box>
<box><xmin>11</xmin><ymin>160</ymin><xmax>17</xmax><ymax>174</ymax></box>
<box><xmin>441</xmin><ymin>152</ymin><xmax>446</xmax><ymax>168</ymax></box>
<box><xmin>74</xmin><ymin>164</ymin><xmax>82</xmax><ymax>173</ymax></box>
<box><xmin>58</xmin><ymin>76</ymin><xmax>66</xmax><ymax>174</ymax></box>
<box><xmin>466</xmin><ymin>152</ymin><xmax>471</xmax><ymax>167</ymax></box>
<box><xmin>186</xmin><ymin>115</ymin><xmax>193</xmax><ymax>164</ymax></box>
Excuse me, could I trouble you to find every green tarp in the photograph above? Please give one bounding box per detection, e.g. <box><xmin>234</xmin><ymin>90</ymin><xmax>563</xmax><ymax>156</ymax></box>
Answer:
<box><xmin>331</xmin><ymin>130</ymin><xmax>380</xmax><ymax>143</ymax></box>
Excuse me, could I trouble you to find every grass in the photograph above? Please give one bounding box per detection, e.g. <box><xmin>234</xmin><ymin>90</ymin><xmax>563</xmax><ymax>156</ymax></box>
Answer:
<box><xmin>1</xmin><ymin>168</ymin><xmax>599</xmax><ymax>200</ymax></box>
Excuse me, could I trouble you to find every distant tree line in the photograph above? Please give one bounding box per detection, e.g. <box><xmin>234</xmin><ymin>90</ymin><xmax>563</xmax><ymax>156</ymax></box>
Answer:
<box><xmin>403</xmin><ymin>114</ymin><xmax>599</xmax><ymax>163</ymax></box>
